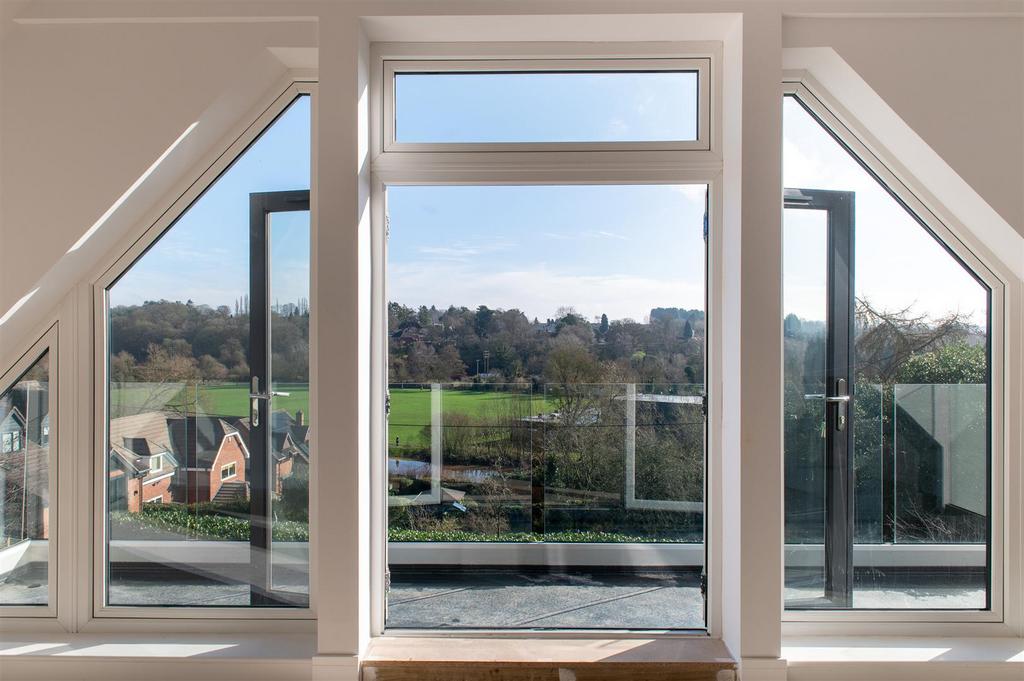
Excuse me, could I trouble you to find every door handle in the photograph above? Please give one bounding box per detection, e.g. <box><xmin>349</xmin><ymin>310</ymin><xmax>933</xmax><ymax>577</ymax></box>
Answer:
<box><xmin>249</xmin><ymin>378</ymin><xmax>289</xmax><ymax>427</ymax></box>
<box><xmin>830</xmin><ymin>379</ymin><xmax>849</xmax><ymax>431</ymax></box>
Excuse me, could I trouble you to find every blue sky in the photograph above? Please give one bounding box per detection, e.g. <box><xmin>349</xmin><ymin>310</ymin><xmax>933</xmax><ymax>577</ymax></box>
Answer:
<box><xmin>395</xmin><ymin>71</ymin><xmax>698</xmax><ymax>143</ymax></box>
<box><xmin>109</xmin><ymin>96</ymin><xmax>311</xmax><ymax>311</ymax></box>
<box><xmin>108</xmin><ymin>82</ymin><xmax>987</xmax><ymax>331</ymax></box>
<box><xmin>783</xmin><ymin>96</ymin><xmax>987</xmax><ymax>327</ymax></box>
<box><xmin>387</xmin><ymin>184</ymin><xmax>706</xmax><ymax>321</ymax></box>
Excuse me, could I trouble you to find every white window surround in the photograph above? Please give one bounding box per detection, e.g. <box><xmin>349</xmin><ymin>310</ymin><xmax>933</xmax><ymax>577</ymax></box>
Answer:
<box><xmin>780</xmin><ymin>76</ymin><xmax>1022</xmax><ymax>637</ymax></box>
<box><xmin>0</xmin><ymin>324</ymin><xmax>59</xmax><ymax>623</ymax></box>
<box><xmin>368</xmin><ymin>40</ymin><xmax>724</xmax><ymax>638</ymax></box>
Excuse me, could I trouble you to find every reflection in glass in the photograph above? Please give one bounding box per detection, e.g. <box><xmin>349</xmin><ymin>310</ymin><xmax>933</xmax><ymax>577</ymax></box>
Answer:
<box><xmin>0</xmin><ymin>352</ymin><xmax>50</xmax><ymax>605</ymax></box>
<box><xmin>782</xmin><ymin>208</ymin><xmax>828</xmax><ymax>606</ymax></box>
<box><xmin>386</xmin><ymin>184</ymin><xmax>707</xmax><ymax>629</ymax></box>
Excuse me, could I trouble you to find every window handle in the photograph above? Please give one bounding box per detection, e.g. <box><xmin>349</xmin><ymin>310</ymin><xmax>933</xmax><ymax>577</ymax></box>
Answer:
<box><xmin>248</xmin><ymin>378</ymin><xmax>289</xmax><ymax>426</ymax></box>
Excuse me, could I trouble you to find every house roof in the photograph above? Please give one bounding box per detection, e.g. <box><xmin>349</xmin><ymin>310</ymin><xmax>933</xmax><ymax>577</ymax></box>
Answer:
<box><xmin>109</xmin><ymin>411</ymin><xmax>246</xmax><ymax>474</ymax></box>
<box><xmin>167</xmin><ymin>415</ymin><xmax>246</xmax><ymax>469</ymax></box>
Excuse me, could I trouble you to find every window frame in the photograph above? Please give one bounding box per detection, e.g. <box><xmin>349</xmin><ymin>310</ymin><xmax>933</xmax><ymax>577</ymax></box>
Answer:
<box><xmin>780</xmin><ymin>78</ymin><xmax>1012</xmax><ymax>629</ymax></box>
<box><xmin>89</xmin><ymin>81</ymin><xmax>318</xmax><ymax>624</ymax></box>
<box><xmin>369</xmin><ymin>41</ymin><xmax>724</xmax><ymax>638</ymax></box>
<box><xmin>220</xmin><ymin>462</ymin><xmax>237</xmax><ymax>481</ymax></box>
<box><xmin>383</xmin><ymin>57</ymin><xmax>711</xmax><ymax>153</ymax></box>
<box><xmin>0</xmin><ymin>324</ymin><xmax>59</xmax><ymax>621</ymax></box>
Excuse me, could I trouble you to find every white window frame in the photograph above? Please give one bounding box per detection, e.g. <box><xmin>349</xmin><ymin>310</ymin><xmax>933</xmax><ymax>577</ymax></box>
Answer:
<box><xmin>383</xmin><ymin>58</ymin><xmax>711</xmax><ymax>153</ymax></box>
<box><xmin>220</xmin><ymin>462</ymin><xmax>237</xmax><ymax>481</ymax></box>
<box><xmin>370</xmin><ymin>41</ymin><xmax>724</xmax><ymax>638</ymax></box>
<box><xmin>88</xmin><ymin>80</ymin><xmax>318</xmax><ymax>624</ymax></box>
<box><xmin>0</xmin><ymin>324</ymin><xmax>59</xmax><ymax>622</ymax></box>
<box><xmin>781</xmin><ymin>76</ymin><xmax>1017</xmax><ymax>632</ymax></box>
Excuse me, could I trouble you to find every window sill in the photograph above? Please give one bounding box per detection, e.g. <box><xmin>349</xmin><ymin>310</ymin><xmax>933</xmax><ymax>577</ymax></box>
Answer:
<box><xmin>783</xmin><ymin>636</ymin><xmax>1024</xmax><ymax>681</ymax></box>
<box><xmin>363</xmin><ymin>636</ymin><xmax>737</xmax><ymax>680</ymax></box>
<box><xmin>0</xmin><ymin>633</ymin><xmax>316</xmax><ymax>681</ymax></box>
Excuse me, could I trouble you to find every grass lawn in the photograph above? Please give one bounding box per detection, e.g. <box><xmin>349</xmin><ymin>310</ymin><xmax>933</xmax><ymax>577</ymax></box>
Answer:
<box><xmin>110</xmin><ymin>382</ymin><xmax>310</xmax><ymax>420</ymax></box>
<box><xmin>388</xmin><ymin>387</ymin><xmax>558</xmax><ymax>449</ymax></box>
<box><xmin>110</xmin><ymin>383</ymin><xmax>554</xmax><ymax>446</ymax></box>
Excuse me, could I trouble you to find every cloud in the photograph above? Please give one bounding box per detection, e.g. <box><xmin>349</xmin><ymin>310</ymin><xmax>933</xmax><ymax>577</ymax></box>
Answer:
<box><xmin>388</xmin><ymin>262</ymin><xmax>704</xmax><ymax>321</ymax></box>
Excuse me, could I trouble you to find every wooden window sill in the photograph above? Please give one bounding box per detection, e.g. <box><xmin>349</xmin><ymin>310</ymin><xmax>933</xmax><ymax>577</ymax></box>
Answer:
<box><xmin>363</xmin><ymin>636</ymin><xmax>737</xmax><ymax>680</ymax></box>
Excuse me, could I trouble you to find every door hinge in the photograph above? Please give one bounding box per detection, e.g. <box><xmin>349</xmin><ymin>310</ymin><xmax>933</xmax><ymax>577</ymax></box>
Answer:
<box><xmin>699</xmin><ymin>570</ymin><xmax>707</xmax><ymax>600</ymax></box>
<box><xmin>385</xmin><ymin>390</ymin><xmax>391</xmax><ymax>418</ymax></box>
<box><xmin>385</xmin><ymin>215</ymin><xmax>390</xmax><ymax>242</ymax></box>
<box><xmin>701</xmin><ymin>392</ymin><xmax>709</xmax><ymax>419</ymax></box>
<box><xmin>384</xmin><ymin>569</ymin><xmax>391</xmax><ymax>595</ymax></box>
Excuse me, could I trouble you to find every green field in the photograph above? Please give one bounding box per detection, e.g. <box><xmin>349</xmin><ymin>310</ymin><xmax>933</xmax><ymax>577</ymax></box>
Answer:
<box><xmin>110</xmin><ymin>382</ymin><xmax>311</xmax><ymax>420</ymax></box>
<box><xmin>110</xmin><ymin>384</ymin><xmax>553</xmax><ymax>444</ymax></box>
<box><xmin>388</xmin><ymin>387</ymin><xmax>557</xmax><ymax>448</ymax></box>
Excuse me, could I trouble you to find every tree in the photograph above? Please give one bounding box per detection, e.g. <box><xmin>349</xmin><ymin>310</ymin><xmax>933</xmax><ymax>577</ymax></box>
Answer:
<box><xmin>855</xmin><ymin>298</ymin><xmax>973</xmax><ymax>383</ymax></box>
<box><xmin>682</xmin><ymin>320</ymin><xmax>694</xmax><ymax>340</ymax></box>
<box><xmin>197</xmin><ymin>355</ymin><xmax>229</xmax><ymax>381</ymax></box>
<box><xmin>474</xmin><ymin>305</ymin><xmax>494</xmax><ymax>337</ymax></box>
<box><xmin>599</xmin><ymin>313</ymin><xmax>609</xmax><ymax>335</ymax></box>
<box><xmin>896</xmin><ymin>341</ymin><xmax>986</xmax><ymax>384</ymax></box>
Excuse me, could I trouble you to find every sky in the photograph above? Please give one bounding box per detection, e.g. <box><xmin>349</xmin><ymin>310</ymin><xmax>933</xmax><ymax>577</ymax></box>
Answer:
<box><xmin>109</xmin><ymin>96</ymin><xmax>311</xmax><ymax>311</ymax></box>
<box><xmin>107</xmin><ymin>80</ymin><xmax>987</xmax><ymax>331</ymax></box>
<box><xmin>783</xmin><ymin>96</ymin><xmax>987</xmax><ymax>327</ymax></box>
<box><xmin>395</xmin><ymin>71</ymin><xmax>698</xmax><ymax>143</ymax></box>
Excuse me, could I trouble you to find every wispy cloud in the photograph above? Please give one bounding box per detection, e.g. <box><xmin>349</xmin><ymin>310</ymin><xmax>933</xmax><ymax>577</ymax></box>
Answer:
<box><xmin>542</xmin><ymin>230</ymin><xmax>630</xmax><ymax>242</ymax></box>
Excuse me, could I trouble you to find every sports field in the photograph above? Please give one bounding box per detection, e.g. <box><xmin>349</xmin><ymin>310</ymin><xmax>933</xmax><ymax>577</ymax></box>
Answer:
<box><xmin>110</xmin><ymin>383</ymin><xmax>555</xmax><ymax>446</ymax></box>
<box><xmin>387</xmin><ymin>387</ymin><xmax>557</xmax><ymax>447</ymax></box>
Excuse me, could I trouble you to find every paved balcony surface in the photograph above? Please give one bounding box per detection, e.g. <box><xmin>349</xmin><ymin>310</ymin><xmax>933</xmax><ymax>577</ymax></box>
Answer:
<box><xmin>386</xmin><ymin>568</ymin><xmax>705</xmax><ymax>629</ymax></box>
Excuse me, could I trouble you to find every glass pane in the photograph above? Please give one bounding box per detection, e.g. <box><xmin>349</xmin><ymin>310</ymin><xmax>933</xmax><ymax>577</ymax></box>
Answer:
<box><xmin>394</xmin><ymin>71</ymin><xmax>698</xmax><ymax>144</ymax></box>
<box><xmin>0</xmin><ymin>351</ymin><xmax>50</xmax><ymax>606</ymax></box>
<box><xmin>268</xmin><ymin>209</ymin><xmax>311</xmax><ymax>605</ymax></box>
<box><xmin>386</xmin><ymin>184</ymin><xmax>707</xmax><ymax>630</ymax></box>
<box><xmin>783</xmin><ymin>95</ymin><xmax>990</xmax><ymax>610</ymax></box>
<box><xmin>105</xmin><ymin>95</ymin><xmax>310</xmax><ymax>607</ymax></box>
<box><xmin>782</xmin><ymin>208</ymin><xmax>829</xmax><ymax>607</ymax></box>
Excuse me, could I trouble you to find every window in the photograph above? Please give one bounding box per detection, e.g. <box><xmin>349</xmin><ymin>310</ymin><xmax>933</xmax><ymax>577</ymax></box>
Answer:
<box><xmin>103</xmin><ymin>91</ymin><xmax>312</xmax><ymax>609</ymax></box>
<box><xmin>782</xmin><ymin>94</ymin><xmax>993</xmax><ymax>611</ymax></box>
<box><xmin>376</xmin><ymin>52</ymin><xmax>717</xmax><ymax>633</ymax></box>
<box><xmin>385</xmin><ymin>58</ymin><xmax>710</xmax><ymax>151</ymax></box>
<box><xmin>0</xmin><ymin>347</ymin><xmax>52</xmax><ymax>607</ymax></box>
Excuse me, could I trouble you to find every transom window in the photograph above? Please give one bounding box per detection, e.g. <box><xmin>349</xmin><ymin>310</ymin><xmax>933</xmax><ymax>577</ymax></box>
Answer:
<box><xmin>384</xmin><ymin>58</ymin><xmax>711</xmax><ymax>152</ymax></box>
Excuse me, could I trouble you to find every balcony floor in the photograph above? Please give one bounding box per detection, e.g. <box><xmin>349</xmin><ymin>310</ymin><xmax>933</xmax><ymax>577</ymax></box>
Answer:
<box><xmin>385</xmin><ymin>568</ymin><xmax>705</xmax><ymax>630</ymax></box>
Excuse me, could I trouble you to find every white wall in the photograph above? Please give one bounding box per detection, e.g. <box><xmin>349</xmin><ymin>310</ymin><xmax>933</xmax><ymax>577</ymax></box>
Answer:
<box><xmin>784</xmin><ymin>16</ymin><xmax>1024</xmax><ymax>236</ymax></box>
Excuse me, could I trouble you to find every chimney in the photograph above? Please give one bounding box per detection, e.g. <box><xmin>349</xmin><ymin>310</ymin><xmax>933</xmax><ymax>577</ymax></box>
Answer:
<box><xmin>295</xmin><ymin>410</ymin><xmax>304</xmax><ymax>426</ymax></box>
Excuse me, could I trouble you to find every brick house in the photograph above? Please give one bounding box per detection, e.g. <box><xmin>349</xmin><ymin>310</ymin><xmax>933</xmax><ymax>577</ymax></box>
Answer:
<box><xmin>170</xmin><ymin>416</ymin><xmax>250</xmax><ymax>505</ymax></box>
<box><xmin>108</xmin><ymin>412</ymin><xmax>180</xmax><ymax>512</ymax></box>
